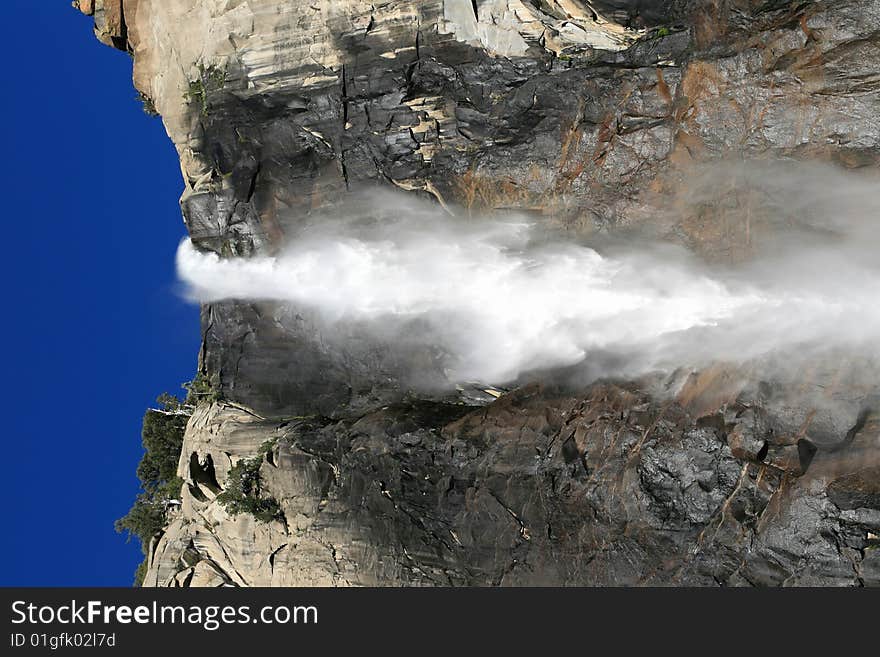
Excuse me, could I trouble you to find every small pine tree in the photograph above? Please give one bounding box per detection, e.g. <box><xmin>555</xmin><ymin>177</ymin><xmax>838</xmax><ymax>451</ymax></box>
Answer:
<box><xmin>216</xmin><ymin>447</ymin><xmax>283</xmax><ymax>523</ymax></box>
<box><xmin>115</xmin><ymin>394</ymin><xmax>189</xmax><ymax>585</ymax></box>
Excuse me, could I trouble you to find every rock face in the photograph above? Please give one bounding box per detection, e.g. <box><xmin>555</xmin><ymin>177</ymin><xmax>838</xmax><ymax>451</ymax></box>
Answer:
<box><xmin>146</xmin><ymin>378</ymin><xmax>880</xmax><ymax>586</ymax></box>
<box><xmin>79</xmin><ymin>0</ymin><xmax>880</xmax><ymax>585</ymax></box>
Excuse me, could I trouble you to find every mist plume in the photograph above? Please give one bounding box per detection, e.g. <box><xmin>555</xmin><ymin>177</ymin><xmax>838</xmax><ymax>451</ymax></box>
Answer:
<box><xmin>177</xmin><ymin>161</ymin><xmax>880</xmax><ymax>385</ymax></box>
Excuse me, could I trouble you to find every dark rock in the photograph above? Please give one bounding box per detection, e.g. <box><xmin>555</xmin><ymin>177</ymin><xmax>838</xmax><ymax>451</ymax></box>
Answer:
<box><xmin>827</xmin><ymin>467</ymin><xmax>880</xmax><ymax>511</ymax></box>
<box><xmin>727</xmin><ymin>409</ymin><xmax>769</xmax><ymax>462</ymax></box>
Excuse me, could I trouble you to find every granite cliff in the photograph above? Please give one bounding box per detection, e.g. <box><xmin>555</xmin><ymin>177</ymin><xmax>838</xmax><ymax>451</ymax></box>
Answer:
<box><xmin>80</xmin><ymin>0</ymin><xmax>880</xmax><ymax>586</ymax></box>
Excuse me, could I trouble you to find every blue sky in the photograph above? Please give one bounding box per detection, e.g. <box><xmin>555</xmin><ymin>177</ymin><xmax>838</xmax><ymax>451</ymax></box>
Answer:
<box><xmin>0</xmin><ymin>2</ymin><xmax>199</xmax><ymax>585</ymax></box>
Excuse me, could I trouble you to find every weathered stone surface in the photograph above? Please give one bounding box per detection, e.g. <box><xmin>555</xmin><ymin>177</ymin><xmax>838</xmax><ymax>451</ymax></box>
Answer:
<box><xmin>80</xmin><ymin>0</ymin><xmax>880</xmax><ymax>585</ymax></box>
<box><xmin>143</xmin><ymin>379</ymin><xmax>879</xmax><ymax>586</ymax></box>
<box><xmin>75</xmin><ymin>0</ymin><xmax>95</xmax><ymax>17</ymax></box>
<box><xmin>97</xmin><ymin>0</ymin><xmax>880</xmax><ymax>417</ymax></box>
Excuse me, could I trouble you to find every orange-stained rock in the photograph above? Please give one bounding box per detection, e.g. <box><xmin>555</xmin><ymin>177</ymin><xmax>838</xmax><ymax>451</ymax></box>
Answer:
<box><xmin>95</xmin><ymin>0</ymin><xmax>126</xmax><ymax>49</ymax></box>
<box><xmin>76</xmin><ymin>0</ymin><xmax>95</xmax><ymax>15</ymax></box>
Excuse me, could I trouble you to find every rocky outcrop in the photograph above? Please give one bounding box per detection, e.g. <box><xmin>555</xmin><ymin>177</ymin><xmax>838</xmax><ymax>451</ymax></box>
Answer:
<box><xmin>144</xmin><ymin>375</ymin><xmax>880</xmax><ymax>586</ymax></box>
<box><xmin>79</xmin><ymin>1</ymin><xmax>880</xmax><ymax>585</ymax></box>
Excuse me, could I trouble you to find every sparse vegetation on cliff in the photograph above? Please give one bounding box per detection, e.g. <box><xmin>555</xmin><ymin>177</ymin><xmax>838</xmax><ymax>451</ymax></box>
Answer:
<box><xmin>216</xmin><ymin>440</ymin><xmax>283</xmax><ymax>523</ymax></box>
<box><xmin>184</xmin><ymin>371</ymin><xmax>222</xmax><ymax>404</ymax></box>
<box><xmin>115</xmin><ymin>394</ymin><xmax>189</xmax><ymax>585</ymax></box>
<box><xmin>137</xmin><ymin>91</ymin><xmax>159</xmax><ymax>117</ymax></box>
<box><xmin>184</xmin><ymin>63</ymin><xmax>226</xmax><ymax>117</ymax></box>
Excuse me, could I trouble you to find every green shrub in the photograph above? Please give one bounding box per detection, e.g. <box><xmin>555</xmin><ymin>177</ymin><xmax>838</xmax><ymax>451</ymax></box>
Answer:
<box><xmin>138</xmin><ymin>91</ymin><xmax>159</xmax><ymax>117</ymax></box>
<box><xmin>184</xmin><ymin>63</ymin><xmax>226</xmax><ymax>117</ymax></box>
<box><xmin>115</xmin><ymin>394</ymin><xmax>189</xmax><ymax>585</ymax></box>
<box><xmin>216</xmin><ymin>446</ymin><xmax>283</xmax><ymax>523</ymax></box>
<box><xmin>183</xmin><ymin>371</ymin><xmax>221</xmax><ymax>404</ymax></box>
<box><xmin>132</xmin><ymin>561</ymin><xmax>148</xmax><ymax>587</ymax></box>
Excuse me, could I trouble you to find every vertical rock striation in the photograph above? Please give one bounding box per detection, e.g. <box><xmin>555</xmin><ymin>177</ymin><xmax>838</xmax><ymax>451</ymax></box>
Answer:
<box><xmin>79</xmin><ymin>1</ymin><xmax>880</xmax><ymax>585</ymax></box>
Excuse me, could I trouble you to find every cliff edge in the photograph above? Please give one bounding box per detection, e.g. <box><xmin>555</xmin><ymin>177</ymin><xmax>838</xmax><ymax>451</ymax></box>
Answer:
<box><xmin>79</xmin><ymin>0</ymin><xmax>880</xmax><ymax>586</ymax></box>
